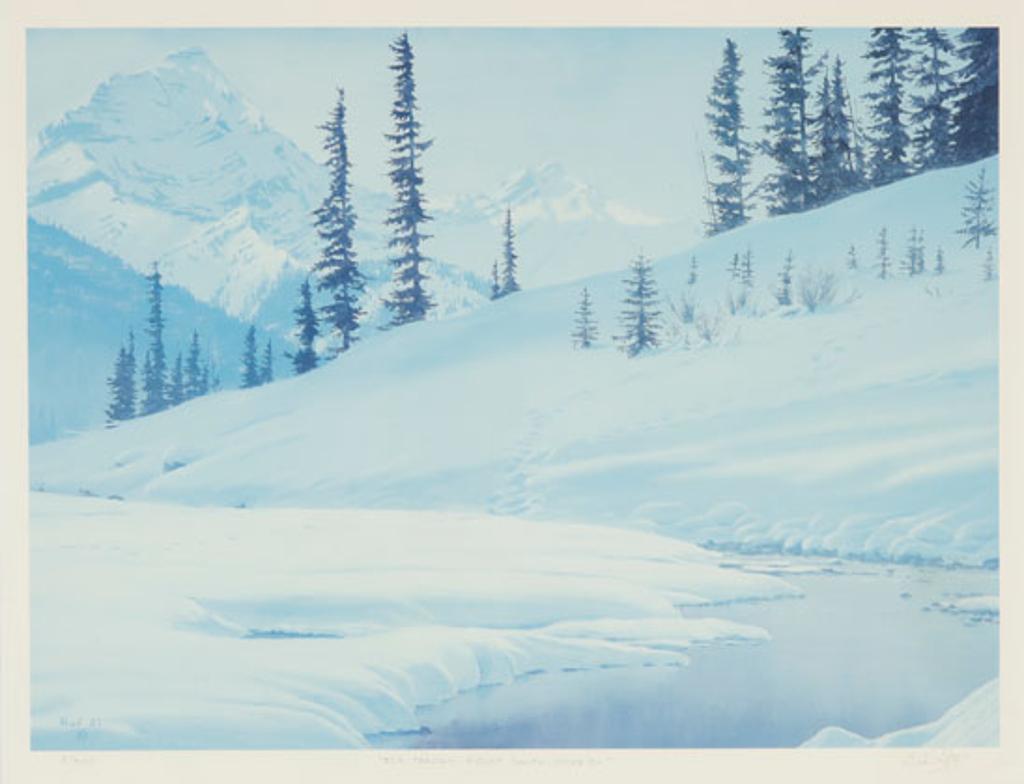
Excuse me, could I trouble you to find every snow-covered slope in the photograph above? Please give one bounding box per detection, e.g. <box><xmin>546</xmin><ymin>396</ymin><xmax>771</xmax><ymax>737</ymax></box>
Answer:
<box><xmin>802</xmin><ymin>679</ymin><xmax>998</xmax><ymax>747</ymax></box>
<box><xmin>31</xmin><ymin>493</ymin><xmax>796</xmax><ymax>749</ymax></box>
<box><xmin>30</xmin><ymin>160</ymin><xmax>999</xmax><ymax>566</ymax></box>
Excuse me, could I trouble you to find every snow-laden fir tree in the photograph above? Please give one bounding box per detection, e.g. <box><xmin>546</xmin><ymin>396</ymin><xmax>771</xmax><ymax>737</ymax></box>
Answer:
<box><xmin>688</xmin><ymin>255</ymin><xmax>698</xmax><ymax>285</ymax></box>
<box><xmin>290</xmin><ymin>278</ymin><xmax>320</xmax><ymax>375</ymax></box>
<box><xmin>704</xmin><ymin>38</ymin><xmax>752</xmax><ymax>235</ymax></box>
<box><xmin>952</xmin><ymin>28</ymin><xmax>998</xmax><ymax>164</ymax></box>
<box><xmin>140</xmin><ymin>350</ymin><xmax>153</xmax><ymax>409</ymax></box>
<box><xmin>490</xmin><ymin>260</ymin><xmax>501</xmax><ymax>300</ymax></box>
<box><xmin>982</xmin><ymin>247</ymin><xmax>997</xmax><ymax>281</ymax></box>
<box><xmin>125</xmin><ymin>329</ymin><xmax>137</xmax><ymax>413</ymax></box>
<box><xmin>810</xmin><ymin>67</ymin><xmax>845</xmax><ymax>206</ymax></box>
<box><xmin>915</xmin><ymin>228</ymin><xmax>927</xmax><ymax>274</ymax></box>
<box><xmin>902</xmin><ymin>227</ymin><xmax>922</xmax><ymax>276</ymax></box>
<box><xmin>847</xmin><ymin>244</ymin><xmax>858</xmax><ymax>270</ymax></box>
<box><xmin>877</xmin><ymin>226</ymin><xmax>891</xmax><ymax>279</ymax></box>
<box><xmin>729</xmin><ymin>252</ymin><xmax>741</xmax><ymax>281</ymax></box>
<box><xmin>184</xmin><ymin>330</ymin><xmax>203</xmax><ymax>401</ymax></box>
<box><xmin>760</xmin><ymin>27</ymin><xmax>821</xmax><ymax>215</ymax></box>
<box><xmin>141</xmin><ymin>264</ymin><xmax>168</xmax><ymax>415</ymax></box>
<box><xmin>958</xmin><ymin>168</ymin><xmax>997</xmax><ymax>249</ymax></box>
<box><xmin>616</xmin><ymin>255</ymin><xmax>662</xmax><ymax>358</ymax></box>
<box><xmin>934</xmin><ymin>246</ymin><xmax>946</xmax><ymax>275</ymax></box>
<box><xmin>830</xmin><ymin>56</ymin><xmax>865</xmax><ymax>192</ymax></box>
<box><xmin>168</xmin><ymin>352</ymin><xmax>185</xmax><ymax>407</ymax></box>
<box><xmin>775</xmin><ymin>251</ymin><xmax>795</xmax><ymax>305</ymax></box>
<box><xmin>572</xmin><ymin>287</ymin><xmax>598</xmax><ymax>349</ymax></box>
<box><xmin>260</xmin><ymin>339</ymin><xmax>274</xmax><ymax>385</ymax></box>
<box><xmin>383</xmin><ymin>32</ymin><xmax>435</xmax><ymax>326</ymax></box>
<box><xmin>908</xmin><ymin>27</ymin><xmax>956</xmax><ymax>171</ymax></box>
<box><xmin>741</xmin><ymin>249</ymin><xmax>755</xmax><ymax>287</ymax></box>
<box><xmin>313</xmin><ymin>88</ymin><xmax>366</xmax><ymax>354</ymax></box>
<box><xmin>500</xmin><ymin>207</ymin><xmax>521</xmax><ymax>296</ymax></box>
<box><xmin>241</xmin><ymin>326</ymin><xmax>261</xmax><ymax>389</ymax></box>
<box><xmin>105</xmin><ymin>338</ymin><xmax>136</xmax><ymax>424</ymax></box>
<box><xmin>864</xmin><ymin>27</ymin><xmax>913</xmax><ymax>186</ymax></box>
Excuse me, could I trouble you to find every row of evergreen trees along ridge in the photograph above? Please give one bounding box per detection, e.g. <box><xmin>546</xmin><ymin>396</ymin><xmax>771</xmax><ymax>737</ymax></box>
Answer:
<box><xmin>703</xmin><ymin>27</ymin><xmax>997</xmax><ymax>235</ymax></box>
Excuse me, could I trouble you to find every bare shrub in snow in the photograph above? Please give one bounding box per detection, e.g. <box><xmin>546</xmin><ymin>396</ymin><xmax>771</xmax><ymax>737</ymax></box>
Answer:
<box><xmin>798</xmin><ymin>268</ymin><xmax>838</xmax><ymax>313</ymax></box>
<box><xmin>694</xmin><ymin>311</ymin><xmax>723</xmax><ymax>346</ymax></box>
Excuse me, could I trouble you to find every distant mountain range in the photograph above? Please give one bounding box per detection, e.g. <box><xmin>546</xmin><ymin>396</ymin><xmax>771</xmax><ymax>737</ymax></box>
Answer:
<box><xmin>29</xmin><ymin>47</ymin><xmax>690</xmax><ymax>316</ymax></box>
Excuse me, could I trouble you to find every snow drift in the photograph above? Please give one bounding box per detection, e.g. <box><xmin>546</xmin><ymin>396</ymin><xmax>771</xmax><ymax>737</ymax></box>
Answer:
<box><xmin>803</xmin><ymin>679</ymin><xmax>998</xmax><ymax>747</ymax></box>
<box><xmin>31</xmin><ymin>493</ymin><xmax>796</xmax><ymax>749</ymax></box>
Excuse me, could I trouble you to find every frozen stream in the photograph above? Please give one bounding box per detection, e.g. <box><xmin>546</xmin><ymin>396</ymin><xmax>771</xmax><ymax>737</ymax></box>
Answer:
<box><xmin>372</xmin><ymin>559</ymin><xmax>998</xmax><ymax>748</ymax></box>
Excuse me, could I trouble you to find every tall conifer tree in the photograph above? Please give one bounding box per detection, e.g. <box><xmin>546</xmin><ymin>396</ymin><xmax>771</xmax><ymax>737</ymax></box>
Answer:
<box><xmin>314</xmin><ymin>88</ymin><xmax>365</xmax><ymax>353</ymax></box>
<box><xmin>383</xmin><ymin>32</ymin><xmax>435</xmax><ymax>326</ymax></box>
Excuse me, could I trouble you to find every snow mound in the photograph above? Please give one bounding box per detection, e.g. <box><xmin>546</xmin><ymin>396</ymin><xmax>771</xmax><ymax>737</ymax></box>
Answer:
<box><xmin>31</xmin><ymin>493</ymin><xmax>794</xmax><ymax>749</ymax></box>
<box><xmin>803</xmin><ymin>679</ymin><xmax>998</xmax><ymax>747</ymax></box>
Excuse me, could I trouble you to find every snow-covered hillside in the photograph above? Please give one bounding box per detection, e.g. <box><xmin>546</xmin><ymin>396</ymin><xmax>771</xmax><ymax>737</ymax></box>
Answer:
<box><xmin>31</xmin><ymin>493</ymin><xmax>796</xmax><ymax>749</ymax></box>
<box><xmin>803</xmin><ymin>679</ymin><xmax>998</xmax><ymax>747</ymax></box>
<box><xmin>30</xmin><ymin>159</ymin><xmax>999</xmax><ymax>566</ymax></box>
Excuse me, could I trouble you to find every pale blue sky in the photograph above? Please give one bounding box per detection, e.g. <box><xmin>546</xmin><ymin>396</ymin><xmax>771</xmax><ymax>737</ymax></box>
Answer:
<box><xmin>28</xmin><ymin>28</ymin><xmax>895</xmax><ymax>229</ymax></box>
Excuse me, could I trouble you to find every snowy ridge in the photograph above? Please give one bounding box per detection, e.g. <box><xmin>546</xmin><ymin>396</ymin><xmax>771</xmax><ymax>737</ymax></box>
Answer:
<box><xmin>31</xmin><ymin>493</ymin><xmax>793</xmax><ymax>749</ymax></box>
<box><xmin>802</xmin><ymin>679</ymin><xmax>998</xmax><ymax>747</ymax></box>
<box><xmin>31</xmin><ymin>160</ymin><xmax>999</xmax><ymax>567</ymax></box>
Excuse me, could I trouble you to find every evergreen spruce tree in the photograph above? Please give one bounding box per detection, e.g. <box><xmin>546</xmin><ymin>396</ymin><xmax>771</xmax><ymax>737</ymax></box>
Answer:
<box><xmin>847</xmin><ymin>244</ymin><xmax>858</xmax><ymax>270</ymax></box>
<box><xmin>289</xmin><ymin>278</ymin><xmax>320</xmax><ymax>375</ymax></box>
<box><xmin>705</xmin><ymin>38</ymin><xmax>752</xmax><ymax>234</ymax></box>
<box><xmin>688</xmin><ymin>255</ymin><xmax>698</xmax><ymax>286</ymax></box>
<box><xmin>500</xmin><ymin>207</ymin><xmax>521</xmax><ymax>295</ymax></box>
<box><xmin>141</xmin><ymin>264</ymin><xmax>168</xmax><ymax>415</ymax></box>
<box><xmin>241</xmin><ymin>326</ymin><xmax>261</xmax><ymax>388</ymax></box>
<box><xmin>313</xmin><ymin>88</ymin><xmax>365</xmax><ymax>354</ymax></box>
<box><xmin>934</xmin><ymin>246</ymin><xmax>946</xmax><ymax>275</ymax></box>
<box><xmin>572</xmin><ymin>287</ymin><xmax>598</xmax><ymax>349</ymax></box>
<box><xmin>490</xmin><ymin>260</ymin><xmax>502</xmax><ymax>300</ymax></box>
<box><xmin>260</xmin><ymin>339</ymin><xmax>274</xmax><ymax>385</ymax></box>
<box><xmin>915</xmin><ymin>229</ymin><xmax>927</xmax><ymax>274</ymax></box>
<box><xmin>982</xmin><ymin>247</ymin><xmax>997</xmax><ymax>281</ymax></box>
<box><xmin>902</xmin><ymin>227</ymin><xmax>920</xmax><ymax>276</ymax></box>
<box><xmin>141</xmin><ymin>350</ymin><xmax>154</xmax><ymax>411</ymax></box>
<box><xmin>957</xmin><ymin>168</ymin><xmax>997</xmax><ymax>249</ymax></box>
<box><xmin>104</xmin><ymin>342</ymin><xmax>135</xmax><ymax>424</ymax></box>
<box><xmin>383</xmin><ymin>32</ymin><xmax>435</xmax><ymax>326</ymax></box>
<box><xmin>952</xmin><ymin>28</ymin><xmax>998</xmax><ymax>164</ymax></box>
<box><xmin>775</xmin><ymin>251</ymin><xmax>795</xmax><ymax>306</ymax></box>
<box><xmin>125</xmin><ymin>330</ymin><xmax>137</xmax><ymax>416</ymax></box>
<box><xmin>909</xmin><ymin>27</ymin><xmax>957</xmax><ymax>171</ymax></box>
<box><xmin>729</xmin><ymin>252</ymin><xmax>741</xmax><ymax>281</ymax></box>
<box><xmin>168</xmin><ymin>352</ymin><xmax>185</xmax><ymax>406</ymax></box>
<box><xmin>810</xmin><ymin>68</ymin><xmax>844</xmax><ymax>206</ymax></box>
<box><xmin>184</xmin><ymin>330</ymin><xmax>203</xmax><ymax>401</ymax></box>
<box><xmin>830</xmin><ymin>56</ymin><xmax>864</xmax><ymax>193</ymax></box>
<box><xmin>864</xmin><ymin>27</ymin><xmax>913</xmax><ymax>186</ymax></box>
<box><xmin>616</xmin><ymin>255</ymin><xmax>662</xmax><ymax>358</ymax></box>
<box><xmin>761</xmin><ymin>27</ymin><xmax>821</xmax><ymax>215</ymax></box>
<box><xmin>877</xmin><ymin>226</ymin><xmax>891</xmax><ymax>279</ymax></box>
<box><xmin>741</xmin><ymin>249</ymin><xmax>755</xmax><ymax>287</ymax></box>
